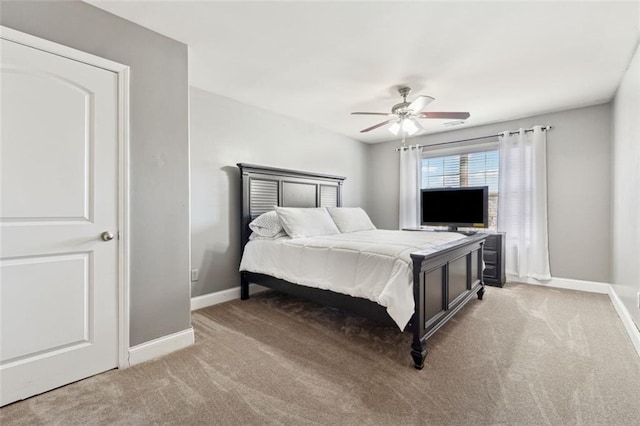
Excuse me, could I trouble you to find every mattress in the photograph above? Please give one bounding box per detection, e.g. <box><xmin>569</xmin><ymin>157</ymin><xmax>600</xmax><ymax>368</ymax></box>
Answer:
<box><xmin>239</xmin><ymin>229</ymin><xmax>466</xmax><ymax>329</ymax></box>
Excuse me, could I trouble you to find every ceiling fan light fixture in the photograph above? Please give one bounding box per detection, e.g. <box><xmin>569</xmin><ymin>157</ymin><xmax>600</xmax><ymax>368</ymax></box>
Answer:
<box><xmin>388</xmin><ymin>118</ymin><xmax>419</xmax><ymax>136</ymax></box>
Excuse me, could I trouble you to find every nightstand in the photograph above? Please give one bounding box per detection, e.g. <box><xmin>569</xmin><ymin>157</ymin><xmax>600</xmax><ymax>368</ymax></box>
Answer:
<box><xmin>483</xmin><ymin>232</ymin><xmax>506</xmax><ymax>287</ymax></box>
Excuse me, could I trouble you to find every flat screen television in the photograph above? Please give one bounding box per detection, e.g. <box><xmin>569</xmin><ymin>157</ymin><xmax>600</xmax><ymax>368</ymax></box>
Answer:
<box><xmin>421</xmin><ymin>186</ymin><xmax>489</xmax><ymax>231</ymax></box>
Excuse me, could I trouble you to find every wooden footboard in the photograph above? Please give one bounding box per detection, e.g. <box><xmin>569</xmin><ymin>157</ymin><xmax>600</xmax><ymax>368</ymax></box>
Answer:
<box><xmin>409</xmin><ymin>234</ymin><xmax>486</xmax><ymax>369</ymax></box>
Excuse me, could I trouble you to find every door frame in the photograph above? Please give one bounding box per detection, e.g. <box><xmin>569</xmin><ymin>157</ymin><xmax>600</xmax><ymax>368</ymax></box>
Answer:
<box><xmin>0</xmin><ymin>25</ymin><xmax>132</xmax><ymax>369</ymax></box>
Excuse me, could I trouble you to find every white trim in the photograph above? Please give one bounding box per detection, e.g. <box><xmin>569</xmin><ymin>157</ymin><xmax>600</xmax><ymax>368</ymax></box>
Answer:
<box><xmin>507</xmin><ymin>275</ymin><xmax>610</xmax><ymax>294</ymax></box>
<box><xmin>1</xmin><ymin>26</ymin><xmax>132</xmax><ymax>369</ymax></box>
<box><xmin>509</xmin><ymin>275</ymin><xmax>640</xmax><ymax>359</ymax></box>
<box><xmin>117</xmin><ymin>66</ymin><xmax>131</xmax><ymax>368</ymax></box>
<box><xmin>128</xmin><ymin>328</ymin><xmax>195</xmax><ymax>366</ymax></box>
<box><xmin>191</xmin><ymin>284</ymin><xmax>269</xmax><ymax>311</ymax></box>
<box><xmin>608</xmin><ymin>286</ymin><xmax>640</xmax><ymax>359</ymax></box>
<box><xmin>0</xmin><ymin>26</ymin><xmax>127</xmax><ymax>72</ymax></box>
<box><xmin>187</xmin><ymin>53</ymin><xmax>193</xmax><ymax>327</ymax></box>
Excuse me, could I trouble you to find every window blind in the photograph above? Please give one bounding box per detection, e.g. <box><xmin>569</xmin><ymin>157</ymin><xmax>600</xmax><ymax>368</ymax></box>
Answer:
<box><xmin>421</xmin><ymin>145</ymin><xmax>500</xmax><ymax>229</ymax></box>
<box><xmin>422</xmin><ymin>151</ymin><xmax>499</xmax><ymax>190</ymax></box>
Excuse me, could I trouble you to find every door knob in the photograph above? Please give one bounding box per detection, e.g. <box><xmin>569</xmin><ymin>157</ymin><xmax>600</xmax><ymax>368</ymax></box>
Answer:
<box><xmin>101</xmin><ymin>231</ymin><xmax>114</xmax><ymax>241</ymax></box>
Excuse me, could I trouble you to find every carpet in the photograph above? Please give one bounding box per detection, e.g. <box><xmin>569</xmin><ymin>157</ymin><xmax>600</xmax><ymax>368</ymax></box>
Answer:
<box><xmin>1</xmin><ymin>283</ymin><xmax>639</xmax><ymax>425</ymax></box>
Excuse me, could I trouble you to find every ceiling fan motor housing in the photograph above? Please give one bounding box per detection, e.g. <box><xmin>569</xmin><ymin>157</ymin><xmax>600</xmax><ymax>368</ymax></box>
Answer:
<box><xmin>392</xmin><ymin>102</ymin><xmax>412</xmax><ymax>115</ymax></box>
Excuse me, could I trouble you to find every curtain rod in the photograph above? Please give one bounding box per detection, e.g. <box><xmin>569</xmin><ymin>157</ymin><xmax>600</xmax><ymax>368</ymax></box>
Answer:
<box><xmin>395</xmin><ymin>125</ymin><xmax>552</xmax><ymax>151</ymax></box>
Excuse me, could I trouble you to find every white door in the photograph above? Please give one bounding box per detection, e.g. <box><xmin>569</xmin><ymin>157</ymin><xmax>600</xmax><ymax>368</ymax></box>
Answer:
<box><xmin>0</xmin><ymin>37</ymin><xmax>119</xmax><ymax>406</ymax></box>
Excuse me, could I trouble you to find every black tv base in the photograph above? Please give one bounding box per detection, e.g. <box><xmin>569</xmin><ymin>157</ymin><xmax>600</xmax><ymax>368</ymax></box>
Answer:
<box><xmin>402</xmin><ymin>227</ymin><xmax>477</xmax><ymax>236</ymax></box>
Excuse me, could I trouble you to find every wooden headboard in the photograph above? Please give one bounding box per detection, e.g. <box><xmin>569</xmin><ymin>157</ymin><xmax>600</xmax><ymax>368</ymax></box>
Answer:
<box><xmin>237</xmin><ymin>163</ymin><xmax>346</xmax><ymax>248</ymax></box>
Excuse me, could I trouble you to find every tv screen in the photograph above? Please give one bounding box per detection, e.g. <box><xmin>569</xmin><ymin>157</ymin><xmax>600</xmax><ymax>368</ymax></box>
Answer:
<box><xmin>421</xmin><ymin>186</ymin><xmax>488</xmax><ymax>230</ymax></box>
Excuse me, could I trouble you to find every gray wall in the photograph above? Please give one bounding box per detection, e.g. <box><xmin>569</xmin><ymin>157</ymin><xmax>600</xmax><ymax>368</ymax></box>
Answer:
<box><xmin>612</xmin><ymin>41</ymin><xmax>640</xmax><ymax>327</ymax></box>
<box><xmin>0</xmin><ymin>1</ymin><xmax>192</xmax><ymax>346</ymax></box>
<box><xmin>190</xmin><ymin>87</ymin><xmax>369</xmax><ymax>297</ymax></box>
<box><xmin>369</xmin><ymin>104</ymin><xmax>612</xmax><ymax>283</ymax></box>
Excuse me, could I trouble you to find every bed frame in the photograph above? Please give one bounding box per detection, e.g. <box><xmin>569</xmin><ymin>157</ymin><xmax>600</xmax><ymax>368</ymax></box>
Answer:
<box><xmin>238</xmin><ymin>163</ymin><xmax>486</xmax><ymax>369</ymax></box>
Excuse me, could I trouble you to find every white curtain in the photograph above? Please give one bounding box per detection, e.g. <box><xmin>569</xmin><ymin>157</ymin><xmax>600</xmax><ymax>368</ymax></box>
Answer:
<box><xmin>399</xmin><ymin>146</ymin><xmax>421</xmax><ymax>229</ymax></box>
<box><xmin>497</xmin><ymin>126</ymin><xmax>551</xmax><ymax>280</ymax></box>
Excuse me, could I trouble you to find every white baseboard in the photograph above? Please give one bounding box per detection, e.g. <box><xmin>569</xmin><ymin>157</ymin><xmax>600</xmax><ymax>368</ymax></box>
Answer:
<box><xmin>191</xmin><ymin>283</ymin><xmax>269</xmax><ymax>311</ymax></box>
<box><xmin>128</xmin><ymin>327</ymin><xmax>194</xmax><ymax>367</ymax></box>
<box><xmin>507</xmin><ymin>275</ymin><xmax>610</xmax><ymax>294</ymax></box>
<box><xmin>508</xmin><ymin>275</ymin><xmax>639</xmax><ymax>359</ymax></box>
<box><xmin>607</xmin><ymin>286</ymin><xmax>640</xmax><ymax>359</ymax></box>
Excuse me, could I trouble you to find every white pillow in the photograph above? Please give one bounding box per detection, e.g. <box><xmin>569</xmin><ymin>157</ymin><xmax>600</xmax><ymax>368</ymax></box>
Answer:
<box><xmin>249</xmin><ymin>210</ymin><xmax>284</xmax><ymax>237</ymax></box>
<box><xmin>274</xmin><ymin>207</ymin><xmax>340</xmax><ymax>238</ymax></box>
<box><xmin>326</xmin><ymin>207</ymin><xmax>376</xmax><ymax>233</ymax></box>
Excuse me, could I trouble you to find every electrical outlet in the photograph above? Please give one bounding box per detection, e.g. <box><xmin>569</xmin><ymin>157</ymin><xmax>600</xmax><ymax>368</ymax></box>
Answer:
<box><xmin>191</xmin><ymin>269</ymin><xmax>199</xmax><ymax>282</ymax></box>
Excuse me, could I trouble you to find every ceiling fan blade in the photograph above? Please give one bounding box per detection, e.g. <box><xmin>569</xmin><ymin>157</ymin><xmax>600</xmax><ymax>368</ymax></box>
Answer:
<box><xmin>351</xmin><ymin>112</ymin><xmax>392</xmax><ymax>116</ymax></box>
<box><xmin>418</xmin><ymin>112</ymin><xmax>470</xmax><ymax>120</ymax></box>
<box><xmin>360</xmin><ymin>119</ymin><xmax>394</xmax><ymax>133</ymax></box>
<box><xmin>410</xmin><ymin>118</ymin><xmax>426</xmax><ymax>133</ymax></box>
<box><xmin>408</xmin><ymin>95</ymin><xmax>435</xmax><ymax>113</ymax></box>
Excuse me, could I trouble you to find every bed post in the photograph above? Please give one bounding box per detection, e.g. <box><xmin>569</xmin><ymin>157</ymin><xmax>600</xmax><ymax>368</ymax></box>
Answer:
<box><xmin>477</xmin><ymin>244</ymin><xmax>485</xmax><ymax>300</ymax></box>
<box><xmin>411</xmin><ymin>329</ymin><xmax>428</xmax><ymax>370</ymax></box>
<box><xmin>411</xmin><ymin>256</ymin><xmax>428</xmax><ymax>370</ymax></box>
<box><xmin>240</xmin><ymin>272</ymin><xmax>250</xmax><ymax>300</ymax></box>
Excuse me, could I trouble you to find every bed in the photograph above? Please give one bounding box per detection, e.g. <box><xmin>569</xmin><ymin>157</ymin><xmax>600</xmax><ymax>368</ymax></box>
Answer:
<box><xmin>238</xmin><ymin>163</ymin><xmax>486</xmax><ymax>369</ymax></box>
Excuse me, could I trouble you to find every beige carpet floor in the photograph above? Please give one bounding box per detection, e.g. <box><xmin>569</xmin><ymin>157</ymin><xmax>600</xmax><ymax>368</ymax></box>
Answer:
<box><xmin>2</xmin><ymin>283</ymin><xmax>640</xmax><ymax>425</ymax></box>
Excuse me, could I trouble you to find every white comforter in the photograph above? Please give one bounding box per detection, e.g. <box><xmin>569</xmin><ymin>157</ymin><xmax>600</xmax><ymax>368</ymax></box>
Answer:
<box><xmin>239</xmin><ymin>229</ymin><xmax>465</xmax><ymax>329</ymax></box>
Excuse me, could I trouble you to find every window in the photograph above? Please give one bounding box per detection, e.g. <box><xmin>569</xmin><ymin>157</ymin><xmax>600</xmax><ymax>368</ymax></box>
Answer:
<box><xmin>421</xmin><ymin>144</ymin><xmax>499</xmax><ymax>230</ymax></box>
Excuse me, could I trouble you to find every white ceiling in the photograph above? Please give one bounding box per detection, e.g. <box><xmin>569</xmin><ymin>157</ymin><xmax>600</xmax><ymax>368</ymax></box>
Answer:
<box><xmin>88</xmin><ymin>1</ymin><xmax>640</xmax><ymax>143</ymax></box>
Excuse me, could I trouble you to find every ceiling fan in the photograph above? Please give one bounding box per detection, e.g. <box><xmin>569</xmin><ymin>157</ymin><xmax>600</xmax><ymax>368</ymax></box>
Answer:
<box><xmin>351</xmin><ymin>87</ymin><xmax>470</xmax><ymax>136</ymax></box>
